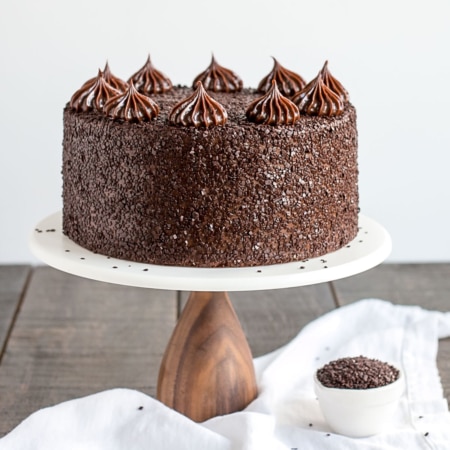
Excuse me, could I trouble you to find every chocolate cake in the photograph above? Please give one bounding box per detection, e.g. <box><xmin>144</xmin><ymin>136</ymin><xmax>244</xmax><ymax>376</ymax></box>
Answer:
<box><xmin>62</xmin><ymin>56</ymin><xmax>358</xmax><ymax>267</ymax></box>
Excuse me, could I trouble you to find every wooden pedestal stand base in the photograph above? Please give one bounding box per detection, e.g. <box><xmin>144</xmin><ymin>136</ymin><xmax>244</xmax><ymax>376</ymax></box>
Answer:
<box><xmin>157</xmin><ymin>291</ymin><xmax>258</xmax><ymax>422</ymax></box>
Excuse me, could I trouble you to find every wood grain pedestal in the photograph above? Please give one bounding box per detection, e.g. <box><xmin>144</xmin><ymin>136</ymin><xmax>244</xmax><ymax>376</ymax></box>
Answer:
<box><xmin>157</xmin><ymin>291</ymin><xmax>258</xmax><ymax>422</ymax></box>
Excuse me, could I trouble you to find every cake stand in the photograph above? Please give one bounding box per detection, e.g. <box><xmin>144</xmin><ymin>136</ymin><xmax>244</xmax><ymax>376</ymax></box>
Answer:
<box><xmin>30</xmin><ymin>211</ymin><xmax>391</xmax><ymax>422</ymax></box>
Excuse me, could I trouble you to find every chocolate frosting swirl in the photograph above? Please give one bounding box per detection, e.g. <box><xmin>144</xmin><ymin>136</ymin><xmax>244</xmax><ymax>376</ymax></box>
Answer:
<box><xmin>291</xmin><ymin>62</ymin><xmax>344</xmax><ymax>116</ymax></box>
<box><xmin>246</xmin><ymin>80</ymin><xmax>300</xmax><ymax>125</ymax></box>
<box><xmin>103</xmin><ymin>62</ymin><xmax>128</xmax><ymax>92</ymax></box>
<box><xmin>128</xmin><ymin>55</ymin><xmax>173</xmax><ymax>94</ymax></box>
<box><xmin>70</xmin><ymin>69</ymin><xmax>121</xmax><ymax>112</ymax></box>
<box><xmin>320</xmin><ymin>60</ymin><xmax>348</xmax><ymax>102</ymax></box>
<box><xmin>257</xmin><ymin>57</ymin><xmax>306</xmax><ymax>97</ymax></box>
<box><xmin>169</xmin><ymin>81</ymin><xmax>228</xmax><ymax>127</ymax></box>
<box><xmin>103</xmin><ymin>82</ymin><xmax>160</xmax><ymax>122</ymax></box>
<box><xmin>192</xmin><ymin>55</ymin><xmax>243</xmax><ymax>92</ymax></box>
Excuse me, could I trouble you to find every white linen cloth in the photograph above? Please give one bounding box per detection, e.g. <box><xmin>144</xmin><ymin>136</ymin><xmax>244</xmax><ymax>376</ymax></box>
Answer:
<box><xmin>1</xmin><ymin>299</ymin><xmax>450</xmax><ymax>450</ymax></box>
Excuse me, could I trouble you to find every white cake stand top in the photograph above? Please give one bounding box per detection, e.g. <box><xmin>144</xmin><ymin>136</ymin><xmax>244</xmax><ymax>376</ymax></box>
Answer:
<box><xmin>30</xmin><ymin>211</ymin><xmax>391</xmax><ymax>292</ymax></box>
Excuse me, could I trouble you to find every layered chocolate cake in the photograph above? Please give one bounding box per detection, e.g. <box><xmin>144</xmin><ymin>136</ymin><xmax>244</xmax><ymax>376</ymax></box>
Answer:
<box><xmin>62</xmin><ymin>56</ymin><xmax>358</xmax><ymax>267</ymax></box>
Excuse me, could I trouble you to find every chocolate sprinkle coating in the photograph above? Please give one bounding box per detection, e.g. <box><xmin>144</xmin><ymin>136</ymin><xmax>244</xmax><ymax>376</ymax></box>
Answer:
<box><xmin>62</xmin><ymin>86</ymin><xmax>358</xmax><ymax>268</ymax></box>
<box><xmin>316</xmin><ymin>356</ymin><xmax>400</xmax><ymax>389</ymax></box>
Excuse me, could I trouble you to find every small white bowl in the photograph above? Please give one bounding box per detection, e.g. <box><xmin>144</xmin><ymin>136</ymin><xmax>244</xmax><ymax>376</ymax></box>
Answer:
<box><xmin>314</xmin><ymin>369</ymin><xmax>404</xmax><ymax>437</ymax></box>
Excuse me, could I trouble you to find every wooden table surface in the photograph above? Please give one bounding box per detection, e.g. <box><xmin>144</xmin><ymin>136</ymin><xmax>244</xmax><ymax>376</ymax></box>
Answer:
<box><xmin>0</xmin><ymin>263</ymin><xmax>449</xmax><ymax>437</ymax></box>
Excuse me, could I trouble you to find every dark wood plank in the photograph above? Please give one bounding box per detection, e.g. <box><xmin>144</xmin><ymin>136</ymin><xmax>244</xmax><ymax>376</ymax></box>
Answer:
<box><xmin>331</xmin><ymin>263</ymin><xmax>450</xmax><ymax>404</ymax></box>
<box><xmin>0</xmin><ymin>266</ymin><xmax>177</xmax><ymax>437</ymax></box>
<box><xmin>182</xmin><ymin>283</ymin><xmax>337</xmax><ymax>358</ymax></box>
<box><xmin>331</xmin><ymin>263</ymin><xmax>450</xmax><ymax>310</ymax></box>
<box><xmin>0</xmin><ymin>265</ymin><xmax>31</xmax><ymax>361</ymax></box>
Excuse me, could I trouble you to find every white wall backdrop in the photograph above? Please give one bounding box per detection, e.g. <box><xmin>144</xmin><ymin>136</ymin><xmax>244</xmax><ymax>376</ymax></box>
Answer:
<box><xmin>1</xmin><ymin>0</ymin><xmax>449</xmax><ymax>263</ymax></box>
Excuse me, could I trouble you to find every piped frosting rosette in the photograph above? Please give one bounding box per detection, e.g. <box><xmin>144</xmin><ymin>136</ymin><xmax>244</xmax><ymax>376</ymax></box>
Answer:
<box><xmin>128</xmin><ymin>55</ymin><xmax>173</xmax><ymax>95</ymax></box>
<box><xmin>246</xmin><ymin>80</ymin><xmax>300</xmax><ymax>125</ymax></box>
<box><xmin>291</xmin><ymin>61</ymin><xmax>347</xmax><ymax>116</ymax></box>
<box><xmin>257</xmin><ymin>57</ymin><xmax>306</xmax><ymax>97</ymax></box>
<box><xmin>192</xmin><ymin>55</ymin><xmax>243</xmax><ymax>93</ymax></box>
<box><xmin>102</xmin><ymin>62</ymin><xmax>129</xmax><ymax>92</ymax></box>
<box><xmin>169</xmin><ymin>81</ymin><xmax>228</xmax><ymax>127</ymax></box>
<box><xmin>103</xmin><ymin>82</ymin><xmax>160</xmax><ymax>122</ymax></box>
<box><xmin>69</xmin><ymin>69</ymin><xmax>122</xmax><ymax>112</ymax></box>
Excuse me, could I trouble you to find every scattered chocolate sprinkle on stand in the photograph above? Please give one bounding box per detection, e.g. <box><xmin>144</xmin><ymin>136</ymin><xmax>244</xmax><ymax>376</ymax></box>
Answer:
<box><xmin>30</xmin><ymin>211</ymin><xmax>391</xmax><ymax>422</ymax></box>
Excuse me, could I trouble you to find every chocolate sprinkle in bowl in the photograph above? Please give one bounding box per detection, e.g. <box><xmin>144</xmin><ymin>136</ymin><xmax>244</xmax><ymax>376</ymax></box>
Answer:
<box><xmin>314</xmin><ymin>356</ymin><xmax>404</xmax><ymax>437</ymax></box>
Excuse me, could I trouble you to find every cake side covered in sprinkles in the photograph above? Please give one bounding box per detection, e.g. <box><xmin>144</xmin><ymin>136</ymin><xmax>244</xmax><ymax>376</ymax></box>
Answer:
<box><xmin>62</xmin><ymin>56</ymin><xmax>359</xmax><ymax>268</ymax></box>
